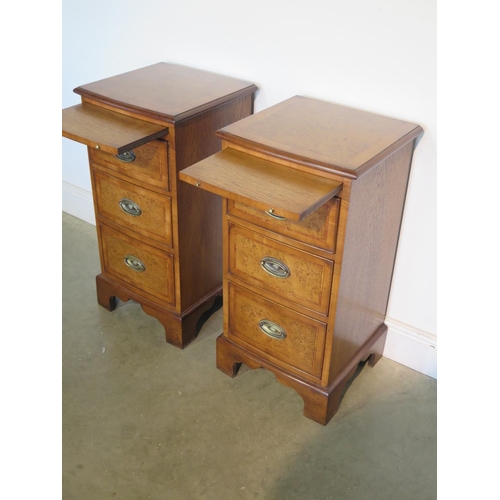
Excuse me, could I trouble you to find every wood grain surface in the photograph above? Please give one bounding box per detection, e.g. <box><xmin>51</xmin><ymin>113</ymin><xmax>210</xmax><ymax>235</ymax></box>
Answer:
<box><xmin>93</xmin><ymin>170</ymin><xmax>173</xmax><ymax>246</ymax></box>
<box><xmin>62</xmin><ymin>103</ymin><xmax>169</xmax><ymax>154</ymax></box>
<box><xmin>228</xmin><ymin>197</ymin><xmax>340</xmax><ymax>252</ymax></box>
<box><xmin>228</xmin><ymin>222</ymin><xmax>333</xmax><ymax>314</ymax></box>
<box><xmin>327</xmin><ymin>141</ymin><xmax>416</xmax><ymax>382</ymax></box>
<box><xmin>74</xmin><ymin>63</ymin><xmax>258</xmax><ymax>123</ymax></box>
<box><xmin>179</xmin><ymin>147</ymin><xmax>343</xmax><ymax>221</ymax></box>
<box><xmin>90</xmin><ymin>139</ymin><xmax>169</xmax><ymax>190</ymax></box>
<box><xmin>227</xmin><ymin>283</ymin><xmax>327</xmax><ymax>378</ymax></box>
<box><xmin>99</xmin><ymin>223</ymin><xmax>176</xmax><ymax>306</ymax></box>
<box><xmin>175</xmin><ymin>95</ymin><xmax>254</xmax><ymax>310</ymax></box>
<box><xmin>216</xmin><ymin>96</ymin><xmax>423</xmax><ymax>178</ymax></box>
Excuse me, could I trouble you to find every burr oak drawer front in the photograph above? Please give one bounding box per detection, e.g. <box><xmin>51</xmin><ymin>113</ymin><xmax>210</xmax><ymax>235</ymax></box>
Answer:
<box><xmin>98</xmin><ymin>223</ymin><xmax>175</xmax><ymax>306</ymax></box>
<box><xmin>227</xmin><ymin>197</ymin><xmax>340</xmax><ymax>252</ymax></box>
<box><xmin>93</xmin><ymin>170</ymin><xmax>173</xmax><ymax>247</ymax></box>
<box><xmin>228</xmin><ymin>223</ymin><xmax>334</xmax><ymax>315</ymax></box>
<box><xmin>90</xmin><ymin>139</ymin><xmax>169</xmax><ymax>190</ymax></box>
<box><xmin>227</xmin><ymin>283</ymin><xmax>327</xmax><ymax>378</ymax></box>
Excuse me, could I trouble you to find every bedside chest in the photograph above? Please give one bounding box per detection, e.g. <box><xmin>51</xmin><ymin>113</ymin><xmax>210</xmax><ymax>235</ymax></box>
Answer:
<box><xmin>62</xmin><ymin>63</ymin><xmax>257</xmax><ymax>348</ymax></box>
<box><xmin>179</xmin><ymin>96</ymin><xmax>423</xmax><ymax>424</ymax></box>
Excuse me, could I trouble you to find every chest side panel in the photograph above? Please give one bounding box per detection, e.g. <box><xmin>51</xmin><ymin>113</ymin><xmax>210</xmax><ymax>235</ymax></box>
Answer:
<box><xmin>328</xmin><ymin>141</ymin><xmax>416</xmax><ymax>382</ymax></box>
<box><xmin>175</xmin><ymin>95</ymin><xmax>255</xmax><ymax>310</ymax></box>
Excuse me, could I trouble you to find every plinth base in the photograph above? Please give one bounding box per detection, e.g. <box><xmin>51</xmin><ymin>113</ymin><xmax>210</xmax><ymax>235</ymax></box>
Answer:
<box><xmin>96</xmin><ymin>273</ymin><xmax>222</xmax><ymax>349</ymax></box>
<box><xmin>216</xmin><ymin>324</ymin><xmax>387</xmax><ymax>425</ymax></box>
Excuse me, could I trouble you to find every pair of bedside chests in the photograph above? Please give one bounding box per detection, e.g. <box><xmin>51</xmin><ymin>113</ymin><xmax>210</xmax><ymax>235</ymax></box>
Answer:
<box><xmin>62</xmin><ymin>62</ymin><xmax>423</xmax><ymax>425</ymax></box>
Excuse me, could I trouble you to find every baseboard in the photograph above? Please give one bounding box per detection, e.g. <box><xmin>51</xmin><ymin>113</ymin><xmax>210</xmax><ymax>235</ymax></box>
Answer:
<box><xmin>62</xmin><ymin>182</ymin><xmax>96</xmax><ymax>225</ymax></box>
<box><xmin>383</xmin><ymin>317</ymin><xmax>437</xmax><ymax>379</ymax></box>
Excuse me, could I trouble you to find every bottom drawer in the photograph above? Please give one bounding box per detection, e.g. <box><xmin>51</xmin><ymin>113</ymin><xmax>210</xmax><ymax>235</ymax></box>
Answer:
<box><xmin>99</xmin><ymin>223</ymin><xmax>175</xmax><ymax>306</ymax></box>
<box><xmin>227</xmin><ymin>282</ymin><xmax>327</xmax><ymax>378</ymax></box>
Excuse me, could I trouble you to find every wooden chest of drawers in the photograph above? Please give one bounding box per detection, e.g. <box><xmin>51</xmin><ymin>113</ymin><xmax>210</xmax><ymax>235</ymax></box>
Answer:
<box><xmin>62</xmin><ymin>63</ymin><xmax>257</xmax><ymax>348</ymax></box>
<box><xmin>179</xmin><ymin>96</ymin><xmax>423</xmax><ymax>424</ymax></box>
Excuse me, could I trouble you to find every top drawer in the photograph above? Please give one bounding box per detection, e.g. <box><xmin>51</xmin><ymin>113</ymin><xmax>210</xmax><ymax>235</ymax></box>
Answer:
<box><xmin>90</xmin><ymin>140</ymin><xmax>169</xmax><ymax>190</ymax></box>
<box><xmin>228</xmin><ymin>197</ymin><xmax>340</xmax><ymax>252</ymax></box>
<box><xmin>62</xmin><ymin>103</ymin><xmax>170</xmax><ymax>189</ymax></box>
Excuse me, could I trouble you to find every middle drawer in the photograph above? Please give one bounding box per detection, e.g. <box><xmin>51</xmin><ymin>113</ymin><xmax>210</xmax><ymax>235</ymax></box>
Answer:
<box><xmin>228</xmin><ymin>222</ymin><xmax>334</xmax><ymax>315</ymax></box>
<box><xmin>93</xmin><ymin>170</ymin><xmax>173</xmax><ymax>247</ymax></box>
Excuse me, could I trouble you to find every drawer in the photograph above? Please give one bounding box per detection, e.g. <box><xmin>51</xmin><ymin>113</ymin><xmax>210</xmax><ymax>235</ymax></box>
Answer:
<box><xmin>228</xmin><ymin>223</ymin><xmax>333</xmax><ymax>314</ymax></box>
<box><xmin>93</xmin><ymin>170</ymin><xmax>173</xmax><ymax>247</ymax></box>
<box><xmin>90</xmin><ymin>140</ymin><xmax>169</xmax><ymax>190</ymax></box>
<box><xmin>228</xmin><ymin>197</ymin><xmax>340</xmax><ymax>251</ymax></box>
<box><xmin>99</xmin><ymin>224</ymin><xmax>175</xmax><ymax>306</ymax></box>
<box><xmin>228</xmin><ymin>283</ymin><xmax>327</xmax><ymax>378</ymax></box>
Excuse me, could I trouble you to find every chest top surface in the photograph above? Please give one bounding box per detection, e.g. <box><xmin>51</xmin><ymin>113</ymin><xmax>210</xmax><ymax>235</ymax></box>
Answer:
<box><xmin>74</xmin><ymin>63</ymin><xmax>258</xmax><ymax>123</ymax></box>
<box><xmin>217</xmin><ymin>96</ymin><xmax>423</xmax><ymax>178</ymax></box>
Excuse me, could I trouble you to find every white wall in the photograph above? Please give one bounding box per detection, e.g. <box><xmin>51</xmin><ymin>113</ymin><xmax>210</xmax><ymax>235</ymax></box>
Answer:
<box><xmin>62</xmin><ymin>0</ymin><xmax>437</xmax><ymax>377</ymax></box>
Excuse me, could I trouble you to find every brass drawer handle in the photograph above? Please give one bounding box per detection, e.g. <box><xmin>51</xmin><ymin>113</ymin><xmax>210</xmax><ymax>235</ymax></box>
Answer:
<box><xmin>259</xmin><ymin>320</ymin><xmax>287</xmax><ymax>340</ymax></box>
<box><xmin>260</xmin><ymin>256</ymin><xmax>290</xmax><ymax>279</ymax></box>
<box><xmin>115</xmin><ymin>150</ymin><xmax>136</xmax><ymax>163</ymax></box>
<box><xmin>124</xmin><ymin>255</ymin><xmax>146</xmax><ymax>272</ymax></box>
<box><xmin>265</xmin><ymin>208</ymin><xmax>286</xmax><ymax>221</ymax></box>
<box><xmin>119</xmin><ymin>198</ymin><xmax>142</xmax><ymax>217</ymax></box>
